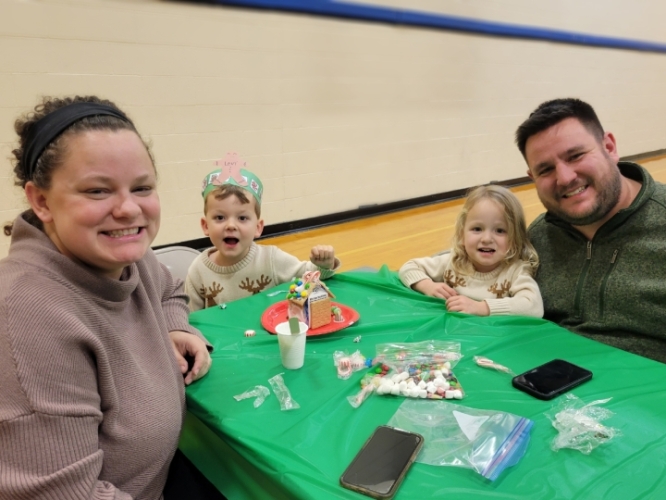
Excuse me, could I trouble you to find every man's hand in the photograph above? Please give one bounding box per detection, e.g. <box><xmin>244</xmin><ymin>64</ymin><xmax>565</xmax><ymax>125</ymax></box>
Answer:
<box><xmin>412</xmin><ymin>279</ymin><xmax>458</xmax><ymax>300</ymax></box>
<box><xmin>169</xmin><ymin>331</ymin><xmax>212</xmax><ymax>385</ymax></box>
<box><xmin>310</xmin><ymin>245</ymin><xmax>336</xmax><ymax>269</ymax></box>
<box><xmin>445</xmin><ymin>295</ymin><xmax>490</xmax><ymax>316</ymax></box>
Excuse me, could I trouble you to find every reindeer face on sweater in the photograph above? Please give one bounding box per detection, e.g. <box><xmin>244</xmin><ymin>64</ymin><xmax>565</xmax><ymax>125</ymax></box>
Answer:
<box><xmin>201</xmin><ymin>194</ymin><xmax>264</xmax><ymax>267</ymax></box>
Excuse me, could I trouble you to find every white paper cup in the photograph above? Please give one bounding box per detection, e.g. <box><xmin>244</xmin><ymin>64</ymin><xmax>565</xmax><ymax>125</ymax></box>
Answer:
<box><xmin>275</xmin><ymin>321</ymin><xmax>308</xmax><ymax>370</ymax></box>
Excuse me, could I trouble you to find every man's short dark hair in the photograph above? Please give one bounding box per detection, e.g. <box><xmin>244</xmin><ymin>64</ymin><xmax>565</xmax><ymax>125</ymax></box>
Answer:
<box><xmin>515</xmin><ymin>98</ymin><xmax>605</xmax><ymax>157</ymax></box>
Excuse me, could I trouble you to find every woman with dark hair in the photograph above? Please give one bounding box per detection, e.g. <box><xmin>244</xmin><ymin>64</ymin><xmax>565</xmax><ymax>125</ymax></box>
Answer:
<box><xmin>0</xmin><ymin>96</ymin><xmax>220</xmax><ymax>499</ymax></box>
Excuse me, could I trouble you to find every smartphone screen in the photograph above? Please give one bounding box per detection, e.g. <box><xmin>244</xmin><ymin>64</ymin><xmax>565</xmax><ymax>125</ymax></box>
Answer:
<box><xmin>340</xmin><ymin>426</ymin><xmax>423</xmax><ymax>499</ymax></box>
<box><xmin>512</xmin><ymin>359</ymin><xmax>592</xmax><ymax>400</ymax></box>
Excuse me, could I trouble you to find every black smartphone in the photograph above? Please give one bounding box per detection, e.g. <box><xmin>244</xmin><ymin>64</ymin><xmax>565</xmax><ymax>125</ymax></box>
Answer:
<box><xmin>512</xmin><ymin>359</ymin><xmax>593</xmax><ymax>400</ymax></box>
<box><xmin>340</xmin><ymin>425</ymin><xmax>424</xmax><ymax>499</ymax></box>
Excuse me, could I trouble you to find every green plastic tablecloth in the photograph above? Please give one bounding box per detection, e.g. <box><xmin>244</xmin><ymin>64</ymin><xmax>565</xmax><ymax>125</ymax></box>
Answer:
<box><xmin>181</xmin><ymin>267</ymin><xmax>666</xmax><ymax>499</ymax></box>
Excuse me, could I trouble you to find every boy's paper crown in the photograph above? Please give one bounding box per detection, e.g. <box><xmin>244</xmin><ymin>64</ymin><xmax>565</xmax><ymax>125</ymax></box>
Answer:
<box><xmin>201</xmin><ymin>152</ymin><xmax>263</xmax><ymax>204</ymax></box>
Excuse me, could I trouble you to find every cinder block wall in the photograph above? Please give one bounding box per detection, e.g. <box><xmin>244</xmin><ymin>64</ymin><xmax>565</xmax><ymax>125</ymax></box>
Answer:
<box><xmin>2</xmin><ymin>0</ymin><xmax>666</xmax><ymax>258</ymax></box>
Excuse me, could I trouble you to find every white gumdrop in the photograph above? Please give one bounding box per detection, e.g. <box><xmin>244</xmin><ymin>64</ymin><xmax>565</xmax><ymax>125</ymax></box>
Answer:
<box><xmin>453</xmin><ymin>390</ymin><xmax>463</xmax><ymax>399</ymax></box>
<box><xmin>445</xmin><ymin>390</ymin><xmax>454</xmax><ymax>399</ymax></box>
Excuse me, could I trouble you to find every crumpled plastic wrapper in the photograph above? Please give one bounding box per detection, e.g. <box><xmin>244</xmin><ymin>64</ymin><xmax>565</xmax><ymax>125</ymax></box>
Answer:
<box><xmin>233</xmin><ymin>385</ymin><xmax>270</xmax><ymax>408</ymax></box>
<box><xmin>268</xmin><ymin>373</ymin><xmax>300</xmax><ymax>411</ymax></box>
<box><xmin>546</xmin><ymin>394</ymin><xmax>621</xmax><ymax>454</ymax></box>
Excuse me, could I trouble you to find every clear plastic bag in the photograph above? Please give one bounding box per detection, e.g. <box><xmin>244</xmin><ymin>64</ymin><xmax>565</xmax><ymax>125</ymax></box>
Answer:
<box><xmin>373</xmin><ymin>341</ymin><xmax>465</xmax><ymax>400</ymax></box>
<box><xmin>333</xmin><ymin>350</ymin><xmax>367</xmax><ymax>380</ymax></box>
<box><xmin>388</xmin><ymin>399</ymin><xmax>533</xmax><ymax>481</ymax></box>
<box><xmin>268</xmin><ymin>373</ymin><xmax>300</xmax><ymax>411</ymax></box>
<box><xmin>546</xmin><ymin>394</ymin><xmax>621</xmax><ymax>454</ymax></box>
<box><xmin>233</xmin><ymin>385</ymin><xmax>270</xmax><ymax>408</ymax></box>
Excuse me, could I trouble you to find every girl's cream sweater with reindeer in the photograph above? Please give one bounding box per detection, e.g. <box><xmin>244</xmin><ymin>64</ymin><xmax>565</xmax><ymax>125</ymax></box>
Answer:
<box><xmin>399</xmin><ymin>253</ymin><xmax>543</xmax><ymax>317</ymax></box>
<box><xmin>185</xmin><ymin>243</ymin><xmax>337</xmax><ymax>311</ymax></box>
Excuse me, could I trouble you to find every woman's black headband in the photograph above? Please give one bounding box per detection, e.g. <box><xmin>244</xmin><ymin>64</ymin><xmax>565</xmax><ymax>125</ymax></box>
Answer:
<box><xmin>22</xmin><ymin>102</ymin><xmax>133</xmax><ymax>180</ymax></box>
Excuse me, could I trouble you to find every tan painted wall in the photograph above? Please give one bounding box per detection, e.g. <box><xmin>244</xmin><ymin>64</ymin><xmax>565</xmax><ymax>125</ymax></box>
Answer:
<box><xmin>2</xmin><ymin>0</ymin><xmax>666</xmax><ymax>258</ymax></box>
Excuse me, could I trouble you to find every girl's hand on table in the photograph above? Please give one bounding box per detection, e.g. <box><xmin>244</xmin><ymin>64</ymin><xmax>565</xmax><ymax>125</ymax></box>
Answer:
<box><xmin>413</xmin><ymin>279</ymin><xmax>458</xmax><ymax>300</ymax></box>
<box><xmin>445</xmin><ymin>296</ymin><xmax>490</xmax><ymax>316</ymax></box>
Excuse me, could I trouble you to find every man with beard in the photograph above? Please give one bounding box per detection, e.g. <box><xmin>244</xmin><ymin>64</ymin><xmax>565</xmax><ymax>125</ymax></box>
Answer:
<box><xmin>515</xmin><ymin>98</ymin><xmax>666</xmax><ymax>363</ymax></box>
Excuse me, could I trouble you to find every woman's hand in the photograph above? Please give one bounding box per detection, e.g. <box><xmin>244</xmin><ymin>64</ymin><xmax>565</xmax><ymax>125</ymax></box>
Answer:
<box><xmin>169</xmin><ymin>331</ymin><xmax>212</xmax><ymax>385</ymax></box>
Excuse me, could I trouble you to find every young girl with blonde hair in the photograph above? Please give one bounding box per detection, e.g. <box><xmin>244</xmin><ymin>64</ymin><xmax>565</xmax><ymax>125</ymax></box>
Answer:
<box><xmin>399</xmin><ymin>185</ymin><xmax>543</xmax><ymax>317</ymax></box>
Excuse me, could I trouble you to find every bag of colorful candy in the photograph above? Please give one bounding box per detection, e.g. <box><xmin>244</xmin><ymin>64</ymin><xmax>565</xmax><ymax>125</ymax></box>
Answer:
<box><xmin>374</xmin><ymin>340</ymin><xmax>464</xmax><ymax>400</ymax></box>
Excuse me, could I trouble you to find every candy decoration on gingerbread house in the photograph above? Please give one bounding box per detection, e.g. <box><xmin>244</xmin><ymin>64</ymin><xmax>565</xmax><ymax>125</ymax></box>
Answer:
<box><xmin>286</xmin><ymin>271</ymin><xmax>335</xmax><ymax>329</ymax></box>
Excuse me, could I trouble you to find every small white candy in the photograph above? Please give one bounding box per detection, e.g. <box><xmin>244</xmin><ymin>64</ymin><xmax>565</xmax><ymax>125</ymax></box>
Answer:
<box><xmin>398</xmin><ymin>381</ymin><xmax>407</xmax><ymax>391</ymax></box>
<box><xmin>426</xmin><ymin>382</ymin><xmax>436</xmax><ymax>393</ymax></box>
<box><xmin>244</xmin><ymin>329</ymin><xmax>256</xmax><ymax>337</ymax></box>
<box><xmin>409</xmin><ymin>388</ymin><xmax>420</xmax><ymax>398</ymax></box>
<box><xmin>444</xmin><ymin>361</ymin><xmax>451</xmax><ymax>369</ymax></box>
<box><xmin>391</xmin><ymin>374</ymin><xmax>402</xmax><ymax>383</ymax></box>
<box><xmin>390</xmin><ymin>385</ymin><xmax>401</xmax><ymax>395</ymax></box>
<box><xmin>417</xmin><ymin>380</ymin><xmax>427</xmax><ymax>389</ymax></box>
<box><xmin>453</xmin><ymin>390</ymin><xmax>463</xmax><ymax>399</ymax></box>
<box><xmin>418</xmin><ymin>389</ymin><xmax>427</xmax><ymax>398</ymax></box>
<box><xmin>401</xmin><ymin>387</ymin><xmax>411</xmax><ymax>396</ymax></box>
<box><xmin>381</xmin><ymin>379</ymin><xmax>394</xmax><ymax>389</ymax></box>
<box><xmin>441</xmin><ymin>367</ymin><xmax>450</xmax><ymax>376</ymax></box>
<box><xmin>433</xmin><ymin>370</ymin><xmax>443</xmax><ymax>378</ymax></box>
<box><xmin>398</xmin><ymin>372</ymin><xmax>410</xmax><ymax>382</ymax></box>
<box><xmin>445</xmin><ymin>390</ymin><xmax>454</xmax><ymax>399</ymax></box>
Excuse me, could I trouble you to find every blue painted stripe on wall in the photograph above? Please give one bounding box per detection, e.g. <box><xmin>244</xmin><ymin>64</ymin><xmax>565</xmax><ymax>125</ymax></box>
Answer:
<box><xmin>202</xmin><ymin>0</ymin><xmax>666</xmax><ymax>53</ymax></box>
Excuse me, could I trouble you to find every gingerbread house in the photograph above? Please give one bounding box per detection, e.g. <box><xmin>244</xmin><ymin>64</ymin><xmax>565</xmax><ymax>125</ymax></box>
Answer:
<box><xmin>286</xmin><ymin>272</ymin><xmax>335</xmax><ymax>329</ymax></box>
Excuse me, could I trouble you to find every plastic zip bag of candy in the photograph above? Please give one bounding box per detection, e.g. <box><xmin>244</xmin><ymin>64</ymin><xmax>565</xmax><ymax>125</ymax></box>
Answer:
<box><xmin>388</xmin><ymin>399</ymin><xmax>533</xmax><ymax>481</ymax></box>
<box><xmin>372</xmin><ymin>340</ymin><xmax>464</xmax><ymax>400</ymax></box>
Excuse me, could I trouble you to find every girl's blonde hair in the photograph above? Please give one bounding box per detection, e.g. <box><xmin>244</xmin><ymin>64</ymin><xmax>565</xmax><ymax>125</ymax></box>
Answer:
<box><xmin>449</xmin><ymin>185</ymin><xmax>539</xmax><ymax>275</ymax></box>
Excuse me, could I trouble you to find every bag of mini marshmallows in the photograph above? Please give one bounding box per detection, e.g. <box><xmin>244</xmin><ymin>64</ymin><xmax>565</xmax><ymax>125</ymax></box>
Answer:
<box><xmin>372</xmin><ymin>341</ymin><xmax>464</xmax><ymax>400</ymax></box>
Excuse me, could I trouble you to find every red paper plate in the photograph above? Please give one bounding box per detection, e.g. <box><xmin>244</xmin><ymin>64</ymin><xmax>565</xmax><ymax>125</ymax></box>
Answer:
<box><xmin>261</xmin><ymin>301</ymin><xmax>360</xmax><ymax>336</ymax></box>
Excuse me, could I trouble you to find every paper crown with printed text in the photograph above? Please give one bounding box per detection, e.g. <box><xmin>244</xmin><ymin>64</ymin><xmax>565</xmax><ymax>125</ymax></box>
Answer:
<box><xmin>201</xmin><ymin>152</ymin><xmax>263</xmax><ymax>204</ymax></box>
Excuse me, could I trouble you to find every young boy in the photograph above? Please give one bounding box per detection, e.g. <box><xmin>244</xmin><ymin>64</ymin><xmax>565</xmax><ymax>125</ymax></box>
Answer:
<box><xmin>185</xmin><ymin>161</ymin><xmax>340</xmax><ymax>311</ymax></box>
